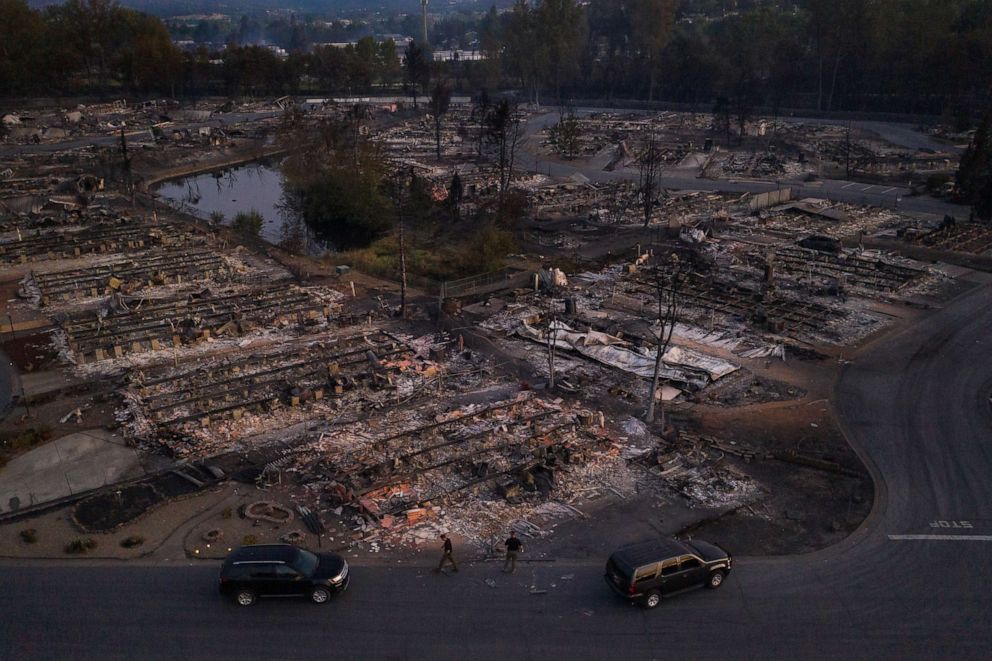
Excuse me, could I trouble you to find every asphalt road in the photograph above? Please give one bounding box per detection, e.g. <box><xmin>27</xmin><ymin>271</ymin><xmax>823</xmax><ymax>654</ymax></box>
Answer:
<box><xmin>1</xmin><ymin>274</ymin><xmax>990</xmax><ymax>660</ymax></box>
<box><xmin>523</xmin><ymin>112</ymin><xmax>971</xmax><ymax>218</ymax></box>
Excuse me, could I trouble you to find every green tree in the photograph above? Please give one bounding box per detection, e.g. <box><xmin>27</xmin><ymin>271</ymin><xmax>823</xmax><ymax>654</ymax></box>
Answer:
<box><xmin>536</xmin><ymin>0</ymin><xmax>586</xmax><ymax>104</ymax></box>
<box><xmin>957</xmin><ymin>114</ymin><xmax>992</xmax><ymax>221</ymax></box>
<box><xmin>0</xmin><ymin>0</ymin><xmax>45</xmax><ymax>94</ymax></box>
<box><xmin>403</xmin><ymin>40</ymin><xmax>431</xmax><ymax>107</ymax></box>
<box><xmin>549</xmin><ymin>108</ymin><xmax>581</xmax><ymax>159</ymax></box>
<box><xmin>283</xmin><ymin>123</ymin><xmax>395</xmax><ymax>250</ymax></box>
<box><xmin>630</xmin><ymin>0</ymin><xmax>677</xmax><ymax>101</ymax></box>
<box><xmin>503</xmin><ymin>0</ymin><xmax>544</xmax><ymax>104</ymax></box>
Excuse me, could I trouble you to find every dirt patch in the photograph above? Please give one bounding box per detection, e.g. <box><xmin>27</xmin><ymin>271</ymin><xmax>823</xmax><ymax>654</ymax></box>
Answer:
<box><xmin>0</xmin><ymin>391</ymin><xmax>118</xmax><ymax>442</ymax></box>
<box><xmin>697</xmin><ymin>371</ymin><xmax>806</xmax><ymax>407</ymax></box>
<box><xmin>679</xmin><ymin>458</ymin><xmax>871</xmax><ymax>555</ymax></box>
<box><xmin>0</xmin><ymin>333</ymin><xmax>57</xmax><ymax>373</ymax></box>
<box><xmin>71</xmin><ymin>471</ymin><xmax>204</xmax><ymax>533</ymax></box>
<box><xmin>73</xmin><ymin>484</ymin><xmax>163</xmax><ymax>533</ymax></box>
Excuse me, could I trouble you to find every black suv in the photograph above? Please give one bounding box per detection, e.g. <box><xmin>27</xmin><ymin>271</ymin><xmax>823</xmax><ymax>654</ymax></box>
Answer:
<box><xmin>605</xmin><ymin>538</ymin><xmax>732</xmax><ymax>609</ymax></box>
<box><xmin>219</xmin><ymin>544</ymin><xmax>349</xmax><ymax>606</ymax></box>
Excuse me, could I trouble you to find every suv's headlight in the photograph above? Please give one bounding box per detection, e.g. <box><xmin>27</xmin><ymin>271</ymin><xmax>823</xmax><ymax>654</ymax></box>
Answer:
<box><xmin>330</xmin><ymin>561</ymin><xmax>349</xmax><ymax>584</ymax></box>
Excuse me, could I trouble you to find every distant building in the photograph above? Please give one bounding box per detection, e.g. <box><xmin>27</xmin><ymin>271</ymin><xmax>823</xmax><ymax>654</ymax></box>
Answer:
<box><xmin>433</xmin><ymin>50</ymin><xmax>486</xmax><ymax>62</ymax></box>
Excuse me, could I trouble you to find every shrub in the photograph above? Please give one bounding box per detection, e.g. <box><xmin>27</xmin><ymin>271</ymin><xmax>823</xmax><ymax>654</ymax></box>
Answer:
<box><xmin>242</xmin><ymin>534</ymin><xmax>257</xmax><ymax>546</ymax></box>
<box><xmin>120</xmin><ymin>535</ymin><xmax>144</xmax><ymax>548</ymax></box>
<box><xmin>926</xmin><ymin>172</ymin><xmax>951</xmax><ymax>193</ymax></box>
<box><xmin>231</xmin><ymin>210</ymin><xmax>264</xmax><ymax>238</ymax></box>
<box><xmin>208</xmin><ymin>210</ymin><xmax>225</xmax><ymax>224</ymax></box>
<box><xmin>19</xmin><ymin>529</ymin><xmax>38</xmax><ymax>544</ymax></box>
<box><xmin>65</xmin><ymin>538</ymin><xmax>97</xmax><ymax>554</ymax></box>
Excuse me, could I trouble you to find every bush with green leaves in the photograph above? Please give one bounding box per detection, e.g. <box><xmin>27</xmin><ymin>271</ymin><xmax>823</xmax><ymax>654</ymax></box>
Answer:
<box><xmin>231</xmin><ymin>210</ymin><xmax>264</xmax><ymax>238</ymax></box>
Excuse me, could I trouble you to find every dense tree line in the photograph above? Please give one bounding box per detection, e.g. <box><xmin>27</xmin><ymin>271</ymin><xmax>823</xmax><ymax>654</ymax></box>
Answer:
<box><xmin>484</xmin><ymin>0</ymin><xmax>992</xmax><ymax>116</ymax></box>
<box><xmin>0</xmin><ymin>0</ymin><xmax>181</xmax><ymax>96</ymax></box>
<box><xmin>2</xmin><ymin>0</ymin><xmax>990</xmax><ymax>118</ymax></box>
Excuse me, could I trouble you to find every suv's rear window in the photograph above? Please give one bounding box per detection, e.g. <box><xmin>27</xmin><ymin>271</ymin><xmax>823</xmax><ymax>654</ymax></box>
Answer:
<box><xmin>607</xmin><ymin>558</ymin><xmax>631</xmax><ymax>585</ymax></box>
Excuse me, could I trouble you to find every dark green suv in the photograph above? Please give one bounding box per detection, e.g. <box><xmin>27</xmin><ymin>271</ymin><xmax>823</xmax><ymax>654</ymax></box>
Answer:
<box><xmin>219</xmin><ymin>544</ymin><xmax>349</xmax><ymax>606</ymax></box>
<box><xmin>605</xmin><ymin>538</ymin><xmax>732</xmax><ymax>608</ymax></box>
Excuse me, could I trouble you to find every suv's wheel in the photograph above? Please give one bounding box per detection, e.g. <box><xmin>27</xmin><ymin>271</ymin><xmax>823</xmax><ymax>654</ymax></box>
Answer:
<box><xmin>234</xmin><ymin>589</ymin><xmax>256</xmax><ymax>606</ymax></box>
<box><xmin>706</xmin><ymin>570</ymin><xmax>726</xmax><ymax>589</ymax></box>
<box><xmin>310</xmin><ymin>587</ymin><xmax>331</xmax><ymax>604</ymax></box>
<box><xmin>643</xmin><ymin>590</ymin><xmax>661</xmax><ymax>609</ymax></box>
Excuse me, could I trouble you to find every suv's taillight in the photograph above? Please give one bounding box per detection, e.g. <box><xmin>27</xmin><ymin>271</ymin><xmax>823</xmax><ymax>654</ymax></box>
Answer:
<box><xmin>628</xmin><ymin>582</ymin><xmax>636</xmax><ymax>595</ymax></box>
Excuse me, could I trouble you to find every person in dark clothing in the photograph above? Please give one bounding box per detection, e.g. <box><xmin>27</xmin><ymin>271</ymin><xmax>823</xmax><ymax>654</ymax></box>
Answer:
<box><xmin>437</xmin><ymin>533</ymin><xmax>458</xmax><ymax>573</ymax></box>
<box><xmin>503</xmin><ymin>531</ymin><xmax>524</xmax><ymax>573</ymax></box>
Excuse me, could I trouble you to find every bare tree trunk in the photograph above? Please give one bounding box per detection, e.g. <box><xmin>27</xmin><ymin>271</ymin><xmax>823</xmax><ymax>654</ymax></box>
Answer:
<box><xmin>546</xmin><ymin>308</ymin><xmax>558</xmax><ymax>391</ymax></box>
<box><xmin>817</xmin><ymin>55</ymin><xmax>824</xmax><ymax>112</ymax></box>
<box><xmin>398</xmin><ymin>214</ymin><xmax>407</xmax><ymax>318</ymax></box>
<box><xmin>435</xmin><ymin>117</ymin><xmax>442</xmax><ymax>161</ymax></box>
<box><xmin>645</xmin><ymin>263</ymin><xmax>680</xmax><ymax>424</ymax></box>
<box><xmin>639</xmin><ymin>134</ymin><xmax>661</xmax><ymax>228</ymax></box>
<box><xmin>828</xmin><ymin>52</ymin><xmax>842</xmax><ymax>112</ymax></box>
<box><xmin>119</xmin><ymin>127</ymin><xmax>133</xmax><ymax>208</ymax></box>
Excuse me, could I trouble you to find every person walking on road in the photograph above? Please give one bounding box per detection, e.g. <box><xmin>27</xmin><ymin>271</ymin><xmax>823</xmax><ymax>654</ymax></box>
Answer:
<box><xmin>436</xmin><ymin>533</ymin><xmax>458</xmax><ymax>573</ymax></box>
<box><xmin>503</xmin><ymin>531</ymin><xmax>523</xmax><ymax>573</ymax></box>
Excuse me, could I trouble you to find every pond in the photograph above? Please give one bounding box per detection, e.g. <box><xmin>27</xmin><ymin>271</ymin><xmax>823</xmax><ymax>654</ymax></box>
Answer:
<box><xmin>155</xmin><ymin>161</ymin><xmax>328</xmax><ymax>254</ymax></box>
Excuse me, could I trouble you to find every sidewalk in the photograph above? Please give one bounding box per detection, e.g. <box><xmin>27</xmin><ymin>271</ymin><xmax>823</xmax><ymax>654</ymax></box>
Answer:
<box><xmin>0</xmin><ymin>429</ymin><xmax>145</xmax><ymax>516</ymax></box>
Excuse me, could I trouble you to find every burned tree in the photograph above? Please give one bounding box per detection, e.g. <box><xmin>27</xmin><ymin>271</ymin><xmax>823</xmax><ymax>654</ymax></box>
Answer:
<box><xmin>429</xmin><ymin>81</ymin><xmax>451</xmax><ymax>161</ymax></box>
<box><xmin>638</xmin><ymin>133</ymin><xmax>663</xmax><ymax>228</ymax></box>
<box><xmin>645</xmin><ymin>254</ymin><xmax>683</xmax><ymax>426</ymax></box>
<box><xmin>485</xmin><ymin>98</ymin><xmax>523</xmax><ymax>204</ymax></box>
<box><xmin>545</xmin><ymin>296</ymin><xmax>560</xmax><ymax>391</ymax></box>
<box><xmin>471</xmin><ymin>89</ymin><xmax>491</xmax><ymax>157</ymax></box>
<box><xmin>119</xmin><ymin>126</ymin><xmax>133</xmax><ymax>206</ymax></box>
<box><xmin>347</xmin><ymin>103</ymin><xmax>373</xmax><ymax>167</ymax></box>
<box><xmin>548</xmin><ymin>106</ymin><xmax>580</xmax><ymax>159</ymax></box>
<box><xmin>389</xmin><ymin>168</ymin><xmax>421</xmax><ymax>319</ymax></box>
<box><xmin>448</xmin><ymin>171</ymin><xmax>463</xmax><ymax>221</ymax></box>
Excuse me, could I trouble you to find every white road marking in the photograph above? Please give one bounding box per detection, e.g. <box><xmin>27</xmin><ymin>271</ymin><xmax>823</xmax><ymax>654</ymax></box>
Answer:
<box><xmin>889</xmin><ymin>534</ymin><xmax>992</xmax><ymax>541</ymax></box>
<box><xmin>881</xmin><ymin>187</ymin><xmax>897</xmax><ymax>194</ymax></box>
<box><xmin>842</xmin><ymin>182</ymin><xmax>856</xmax><ymax>190</ymax></box>
<box><xmin>861</xmin><ymin>185</ymin><xmax>875</xmax><ymax>192</ymax></box>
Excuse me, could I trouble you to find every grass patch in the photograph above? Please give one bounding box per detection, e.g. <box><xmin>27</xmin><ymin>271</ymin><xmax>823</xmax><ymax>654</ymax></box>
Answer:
<box><xmin>337</xmin><ymin>224</ymin><xmax>516</xmax><ymax>285</ymax></box>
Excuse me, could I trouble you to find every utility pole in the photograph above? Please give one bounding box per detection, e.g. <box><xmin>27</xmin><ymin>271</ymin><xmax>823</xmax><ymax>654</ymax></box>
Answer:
<box><xmin>546</xmin><ymin>299</ymin><xmax>558</xmax><ymax>391</ymax></box>
<box><xmin>421</xmin><ymin>0</ymin><xmax>430</xmax><ymax>48</ymax></box>
<box><xmin>845</xmin><ymin>120</ymin><xmax>852</xmax><ymax>179</ymax></box>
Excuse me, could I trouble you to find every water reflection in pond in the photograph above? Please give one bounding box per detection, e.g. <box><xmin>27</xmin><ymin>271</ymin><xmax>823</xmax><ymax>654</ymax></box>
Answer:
<box><xmin>155</xmin><ymin>161</ymin><xmax>328</xmax><ymax>254</ymax></box>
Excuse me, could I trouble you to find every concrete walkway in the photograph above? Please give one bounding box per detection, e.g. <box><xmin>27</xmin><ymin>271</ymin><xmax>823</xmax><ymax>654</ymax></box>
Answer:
<box><xmin>20</xmin><ymin>370</ymin><xmax>82</xmax><ymax>398</ymax></box>
<box><xmin>0</xmin><ymin>429</ymin><xmax>145</xmax><ymax>516</ymax></box>
<box><xmin>0</xmin><ymin>349</ymin><xmax>19</xmax><ymax>420</ymax></box>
